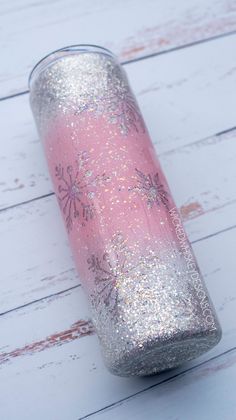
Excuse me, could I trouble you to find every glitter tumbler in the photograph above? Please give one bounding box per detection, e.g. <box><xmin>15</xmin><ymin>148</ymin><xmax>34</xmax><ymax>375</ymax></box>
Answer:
<box><xmin>29</xmin><ymin>45</ymin><xmax>221</xmax><ymax>376</ymax></box>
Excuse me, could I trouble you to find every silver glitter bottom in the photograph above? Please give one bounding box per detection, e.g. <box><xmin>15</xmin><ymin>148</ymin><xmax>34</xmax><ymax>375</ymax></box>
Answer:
<box><xmin>108</xmin><ymin>331</ymin><xmax>220</xmax><ymax>377</ymax></box>
<box><xmin>90</xmin><ymin>241</ymin><xmax>221</xmax><ymax>376</ymax></box>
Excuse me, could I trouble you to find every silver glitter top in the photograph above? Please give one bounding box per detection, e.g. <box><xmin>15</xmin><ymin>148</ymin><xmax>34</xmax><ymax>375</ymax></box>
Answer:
<box><xmin>30</xmin><ymin>45</ymin><xmax>144</xmax><ymax>138</ymax></box>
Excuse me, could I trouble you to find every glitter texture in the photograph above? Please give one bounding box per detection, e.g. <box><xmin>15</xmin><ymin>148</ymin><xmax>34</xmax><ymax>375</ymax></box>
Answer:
<box><xmin>29</xmin><ymin>45</ymin><xmax>222</xmax><ymax>376</ymax></box>
<box><xmin>55</xmin><ymin>151</ymin><xmax>110</xmax><ymax>232</ymax></box>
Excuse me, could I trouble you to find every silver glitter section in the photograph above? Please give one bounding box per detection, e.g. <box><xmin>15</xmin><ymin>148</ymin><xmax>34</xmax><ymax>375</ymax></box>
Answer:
<box><xmin>89</xmin><ymin>232</ymin><xmax>221</xmax><ymax>376</ymax></box>
<box><xmin>30</xmin><ymin>49</ymin><xmax>145</xmax><ymax>137</ymax></box>
<box><xmin>29</xmin><ymin>46</ymin><xmax>222</xmax><ymax>377</ymax></box>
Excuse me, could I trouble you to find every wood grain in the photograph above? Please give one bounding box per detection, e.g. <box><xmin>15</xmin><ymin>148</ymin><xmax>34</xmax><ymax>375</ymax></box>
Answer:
<box><xmin>1</xmin><ymin>33</ymin><xmax>236</xmax><ymax>210</ymax></box>
<box><xmin>1</xmin><ymin>0</ymin><xmax>236</xmax><ymax>98</ymax></box>
<box><xmin>0</xmin><ymin>226</ymin><xmax>235</xmax><ymax>419</ymax></box>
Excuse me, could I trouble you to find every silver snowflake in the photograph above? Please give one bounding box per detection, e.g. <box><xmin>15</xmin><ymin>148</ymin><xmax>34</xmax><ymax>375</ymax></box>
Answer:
<box><xmin>88</xmin><ymin>233</ymin><xmax>159</xmax><ymax>317</ymax></box>
<box><xmin>131</xmin><ymin>168</ymin><xmax>169</xmax><ymax>209</ymax></box>
<box><xmin>55</xmin><ymin>151</ymin><xmax>110</xmax><ymax>232</ymax></box>
<box><xmin>74</xmin><ymin>87</ymin><xmax>145</xmax><ymax>136</ymax></box>
<box><xmin>106</xmin><ymin>89</ymin><xmax>145</xmax><ymax>135</ymax></box>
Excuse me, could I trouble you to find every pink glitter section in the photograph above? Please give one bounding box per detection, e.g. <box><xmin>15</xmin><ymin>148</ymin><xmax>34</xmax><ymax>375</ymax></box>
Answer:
<box><xmin>45</xmin><ymin>111</ymin><xmax>176</xmax><ymax>293</ymax></box>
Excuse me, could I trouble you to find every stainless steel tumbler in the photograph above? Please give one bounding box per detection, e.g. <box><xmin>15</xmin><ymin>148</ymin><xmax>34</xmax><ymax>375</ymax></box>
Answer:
<box><xmin>29</xmin><ymin>45</ymin><xmax>222</xmax><ymax>376</ymax></box>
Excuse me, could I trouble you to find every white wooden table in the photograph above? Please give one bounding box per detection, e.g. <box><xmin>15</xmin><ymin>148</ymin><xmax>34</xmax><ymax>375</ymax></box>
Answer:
<box><xmin>0</xmin><ymin>1</ymin><xmax>236</xmax><ymax>419</ymax></box>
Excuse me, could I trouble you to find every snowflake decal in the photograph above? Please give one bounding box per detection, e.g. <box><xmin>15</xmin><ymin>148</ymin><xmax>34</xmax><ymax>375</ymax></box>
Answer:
<box><xmin>87</xmin><ymin>233</ymin><xmax>158</xmax><ymax>317</ymax></box>
<box><xmin>106</xmin><ymin>90</ymin><xmax>145</xmax><ymax>135</ymax></box>
<box><xmin>74</xmin><ymin>87</ymin><xmax>145</xmax><ymax>136</ymax></box>
<box><xmin>55</xmin><ymin>151</ymin><xmax>110</xmax><ymax>233</ymax></box>
<box><xmin>130</xmin><ymin>168</ymin><xmax>169</xmax><ymax>209</ymax></box>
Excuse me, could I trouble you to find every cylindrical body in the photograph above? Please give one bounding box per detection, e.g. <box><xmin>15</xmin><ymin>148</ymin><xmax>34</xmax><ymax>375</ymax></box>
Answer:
<box><xmin>29</xmin><ymin>45</ymin><xmax>221</xmax><ymax>376</ymax></box>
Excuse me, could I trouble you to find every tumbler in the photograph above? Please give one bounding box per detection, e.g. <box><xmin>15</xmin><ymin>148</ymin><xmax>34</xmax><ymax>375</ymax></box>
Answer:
<box><xmin>29</xmin><ymin>45</ymin><xmax>222</xmax><ymax>376</ymax></box>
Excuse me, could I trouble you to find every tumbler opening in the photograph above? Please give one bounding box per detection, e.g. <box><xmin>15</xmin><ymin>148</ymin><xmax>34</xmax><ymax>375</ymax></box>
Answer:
<box><xmin>28</xmin><ymin>44</ymin><xmax>116</xmax><ymax>89</ymax></box>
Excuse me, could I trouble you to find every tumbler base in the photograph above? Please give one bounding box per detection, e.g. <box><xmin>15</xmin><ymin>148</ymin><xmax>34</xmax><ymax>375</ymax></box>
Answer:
<box><xmin>107</xmin><ymin>328</ymin><xmax>222</xmax><ymax>377</ymax></box>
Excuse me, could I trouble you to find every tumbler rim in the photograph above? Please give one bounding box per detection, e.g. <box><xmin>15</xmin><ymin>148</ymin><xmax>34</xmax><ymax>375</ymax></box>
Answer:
<box><xmin>28</xmin><ymin>44</ymin><xmax>116</xmax><ymax>89</ymax></box>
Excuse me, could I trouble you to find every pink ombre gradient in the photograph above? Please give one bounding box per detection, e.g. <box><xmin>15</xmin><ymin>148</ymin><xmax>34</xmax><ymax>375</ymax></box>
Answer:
<box><xmin>44</xmin><ymin>110</ymin><xmax>178</xmax><ymax>293</ymax></box>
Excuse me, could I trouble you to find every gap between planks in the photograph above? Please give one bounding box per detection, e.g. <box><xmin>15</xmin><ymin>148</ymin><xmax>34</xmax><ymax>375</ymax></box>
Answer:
<box><xmin>0</xmin><ymin>123</ymin><xmax>236</xmax><ymax>215</ymax></box>
<box><xmin>1</xmin><ymin>32</ymin><xmax>236</xmax><ymax>211</ymax></box>
<box><xmin>78</xmin><ymin>346</ymin><xmax>236</xmax><ymax>419</ymax></box>
<box><xmin>0</xmin><ymin>221</ymin><xmax>234</xmax><ymax>417</ymax></box>
<box><xmin>2</xmin><ymin>0</ymin><xmax>236</xmax><ymax>98</ymax></box>
<box><xmin>2</xmin><ymin>124</ymin><xmax>235</xmax><ymax>315</ymax></box>
<box><xmin>0</xmin><ymin>221</ymin><xmax>235</xmax><ymax>322</ymax></box>
<box><xmin>0</xmin><ymin>28</ymin><xmax>236</xmax><ymax>103</ymax></box>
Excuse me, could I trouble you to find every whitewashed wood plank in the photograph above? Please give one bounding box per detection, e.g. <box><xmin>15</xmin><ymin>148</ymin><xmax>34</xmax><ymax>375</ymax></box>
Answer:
<box><xmin>1</xmin><ymin>34</ymin><xmax>236</xmax><ymax>210</ymax></box>
<box><xmin>0</xmin><ymin>195</ymin><xmax>73</xmax><ymax>313</ymax></box>
<box><xmin>1</xmin><ymin>0</ymin><xmax>236</xmax><ymax>97</ymax></box>
<box><xmin>1</xmin><ymin>126</ymin><xmax>236</xmax><ymax>313</ymax></box>
<box><xmin>1</xmin><ymin>3</ymin><xmax>235</xmax><ymax>418</ymax></box>
<box><xmin>0</xmin><ymin>227</ymin><xmax>235</xmax><ymax>419</ymax></box>
<box><xmin>86</xmin><ymin>348</ymin><xmax>236</xmax><ymax>420</ymax></box>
